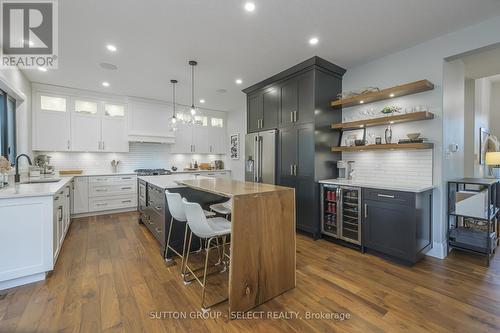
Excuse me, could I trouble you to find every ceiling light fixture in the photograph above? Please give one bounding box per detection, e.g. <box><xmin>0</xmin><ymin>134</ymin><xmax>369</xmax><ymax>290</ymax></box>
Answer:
<box><xmin>389</xmin><ymin>93</ymin><xmax>395</xmax><ymax>98</ymax></box>
<box><xmin>170</xmin><ymin>79</ymin><xmax>178</xmax><ymax>127</ymax></box>
<box><xmin>106</xmin><ymin>44</ymin><xmax>117</xmax><ymax>52</ymax></box>
<box><xmin>359</xmin><ymin>100</ymin><xmax>364</xmax><ymax>104</ymax></box>
<box><xmin>235</xmin><ymin>79</ymin><xmax>243</xmax><ymax>85</ymax></box>
<box><xmin>199</xmin><ymin>99</ymin><xmax>205</xmax><ymax>104</ymax></box>
<box><xmin>102</xmin><ymin>81</ymin><xmax>110</xmax><ymax>87</ymax></box>
<box><xmin>309</xmin><ymin>37</ymin><xmax>319</xmax><ymax>45</ymax></box>
<box><xmin>189</xmin><ymin>60</ymin><xmax>198</xmax><ymax>115</ymax></box>
<box><xmin>37</xmin><ymin>67</ymin><xmax>48</xmax><ymax>72</ymax></box>
<box><xmin>244</xmin><ymin>2</ymin><xmax>255</xmax><ymax>12</ymax></box>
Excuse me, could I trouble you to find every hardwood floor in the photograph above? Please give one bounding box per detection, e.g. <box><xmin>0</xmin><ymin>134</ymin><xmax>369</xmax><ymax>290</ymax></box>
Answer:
<box><xmin>1</xmin><ymin>212</ymin><xmax>500</xmax><ymax>333</ymax></box>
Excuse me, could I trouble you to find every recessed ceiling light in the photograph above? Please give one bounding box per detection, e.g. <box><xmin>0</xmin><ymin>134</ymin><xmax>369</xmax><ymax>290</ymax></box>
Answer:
<box><xmin>106</xmin><ymin>44</ymin><xmax>117</xmax><ymax>52</ymax></box>
<box><xmin>28</xmin><ymin>40</ymin><xmax>34</xmax><ymax>47</ymax></box>
<box><xmin>389</xmin><ymin>93</ymin><xmax>395</xmax><ymax>98</ymax></box>
<box><xmin>37</xmin><ymin>67</ymin><xmax>48</xmax><ymax>72</ymax></box>
<box><xmin>359</xmin><ymin>100</ymin><xmax>364</xmax><ymax>104</ymax></box>
<box><xmin>244</xmin><ymin>2</ymin><xmax>256</xmax><ymax>12</ymax></box>
<box><xmin>235</xmin><ymin>79</ymin><xmax>243</xmax><ymax>85</ymax></box>
<box><xmin>102</xmin><ymin>81</ymin><xmax>110</xmax><ymax>87</ymax></box>
<box><xmin>309</xmin><ymin>37</ymin><xmax>319</xmax><ymax>45</ymax></box>
<box><xmin>199</xmin><ymin>99</ymin><xmax>205</xmax><ymax>103</ymax></box>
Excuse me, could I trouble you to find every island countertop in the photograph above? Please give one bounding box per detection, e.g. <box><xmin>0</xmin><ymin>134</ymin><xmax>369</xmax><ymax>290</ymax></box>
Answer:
<box><xmin>178</xmin><ymin>178</ymin><xmax>293</xmax><ymax>197</ymax></box>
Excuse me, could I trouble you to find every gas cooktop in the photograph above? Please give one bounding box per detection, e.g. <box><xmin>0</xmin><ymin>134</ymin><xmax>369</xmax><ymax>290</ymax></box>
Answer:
<box><xmin>134</xmin><ymin>168</ymin><xmax>172</xmax><ymax>176</ymax></box>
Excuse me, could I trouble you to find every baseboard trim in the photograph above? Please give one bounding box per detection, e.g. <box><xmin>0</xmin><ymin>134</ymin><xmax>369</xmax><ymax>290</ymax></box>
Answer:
<box><xmin>72</xmin><ymin>207</ymin><xmax>137</xmax><ymax>218</ymax></box>
<box><xmin>0</xmin><ymin>272</ymin><xmax>46</xmax><ymax>291</ymax></box>
<box><xmin>425</xmin><ymin>241</ymin><xmax>447</xmax><ymax>259</ymax></box>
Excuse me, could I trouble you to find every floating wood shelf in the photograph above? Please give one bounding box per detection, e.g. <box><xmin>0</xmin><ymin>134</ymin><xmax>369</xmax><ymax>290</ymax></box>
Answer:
<box><xmin>331</xmin><ymin>80</ymin><xmax>434</xmax><ymax>109</ymax></box>
<box><xmin>331</xmin><ymin>111</ymin><xmax>434</xmax><ymax>130</ymax></box>
<box><xmin>331</xmin><ymin>143</ymin><xmax>433</xmax><ymax>152</ymax></box>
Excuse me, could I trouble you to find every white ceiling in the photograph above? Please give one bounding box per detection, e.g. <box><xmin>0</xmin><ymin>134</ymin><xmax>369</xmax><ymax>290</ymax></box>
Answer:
<box><xmin>23</xmin><ymin>0</ymin><xmax>500</xmax><ymax>112</ymax></box>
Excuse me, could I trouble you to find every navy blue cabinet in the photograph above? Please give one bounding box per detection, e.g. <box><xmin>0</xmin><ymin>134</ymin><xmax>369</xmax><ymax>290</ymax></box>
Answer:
<box><xmin>362</xmin><ymin>188</ymin><xmax>433</xmax><ymax>265</ymax></box>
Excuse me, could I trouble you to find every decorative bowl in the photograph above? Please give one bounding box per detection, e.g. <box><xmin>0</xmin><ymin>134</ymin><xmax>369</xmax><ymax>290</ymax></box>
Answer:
<box><xmin>407</xmin><ymin>133</ymin><xmax>421</xmax><ymax>140</ymax></box>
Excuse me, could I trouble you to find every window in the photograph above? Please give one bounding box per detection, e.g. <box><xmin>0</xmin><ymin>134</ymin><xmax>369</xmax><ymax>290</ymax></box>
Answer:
<box><xmin>211</xmin><ymin>117</ymin><xmax>224</xmax><ymax>128</ymax></box>
<box><xmin>0</xmin><ymin>89</ymin><xmax>16</xmax><ymax>163</ymax></box>
<box><xmin>40</xmin><ymin>95</ymin><xmax>66</xmax><ymax>112</ymax></box>
<box><xmin>104</xmin><ymin>103</ymin><xmax>125</xmax><ymax>117</ymax></box>
<box><xmin>75</xmin><ymin>100</ymin><xmax>98</xmax><ymax>114</ymax></box>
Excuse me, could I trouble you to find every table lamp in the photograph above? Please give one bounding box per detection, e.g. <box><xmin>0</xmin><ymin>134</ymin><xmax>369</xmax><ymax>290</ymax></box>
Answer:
<box><xmin>485</xmin><ymin>152</ymin><xmax>500</xmax><ymax>178</ymax></box>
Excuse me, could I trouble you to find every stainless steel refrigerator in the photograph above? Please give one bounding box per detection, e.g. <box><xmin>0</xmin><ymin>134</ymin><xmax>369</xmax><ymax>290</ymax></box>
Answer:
<box><xmin>245</xmin><ymin>130</ymin><xmax>277</xmax><ymax>184</ymax></box>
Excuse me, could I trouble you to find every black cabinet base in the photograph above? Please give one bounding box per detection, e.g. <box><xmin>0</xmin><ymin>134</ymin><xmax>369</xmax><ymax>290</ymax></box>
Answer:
<box><xmin>321</xmin><ymin>234</ymin><xmax>363</xmax><ymax>252</ymax></box>
<box><xmin>296</xmin><ymin>228</ymin><xmax>321</xmax><ymax>240</ymax></box>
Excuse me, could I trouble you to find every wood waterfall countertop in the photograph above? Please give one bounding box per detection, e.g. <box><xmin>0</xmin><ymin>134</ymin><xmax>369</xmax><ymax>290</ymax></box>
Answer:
<box><xmin>177</xmin><ymin>178</ymin><xmax>296</xmax><ymax>313</ymax></box>
<box><xmin>178</xmin><ymin>178</ymin><xmax>293</xmax><ymax>197</ymax></box>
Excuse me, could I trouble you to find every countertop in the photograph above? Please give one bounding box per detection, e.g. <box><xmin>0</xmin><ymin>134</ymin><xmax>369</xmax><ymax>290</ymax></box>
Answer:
<box><xmin>318</xmin><ymin>179</ymin><xmax>435</xmax><ymax>193</ymax></box>
<box><xmin>0</xmin><ymin>176</ymin><xmax>74</xmax><ymax>199</ymax></box>
<box><xmin>137</xmin><ymin>174</ymin><xmax>212</xmax><ymax>189</ymax></box>
<box><xmin>178</xmin><ymin>178</ymin><xmax>293</xmax><ymax>198</ymax></box>
<box><xmin>170</xmin><ymin>169</ymin><xmax>231</xmax><ymax>174</ymax></box>
<box><xmin>67</xmin><ymin>172</ymin><xmax>137</xmax><ymax>177</ymax></box>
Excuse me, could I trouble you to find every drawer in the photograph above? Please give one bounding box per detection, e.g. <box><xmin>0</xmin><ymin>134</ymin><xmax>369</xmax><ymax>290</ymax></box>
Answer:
<box><xmin>363</xmin><ymin>188</ymin><xmax>415</xmax><ymax>207</ymax></box>
<box><xmin>148</xmin><ymin>210</ymin><xmax>165</xmax><ymax>244</ymax></box>
<box><xmin>89</xmin><ymin>175</ymin><xmax>136</xmax><ymax>185</ymax></box>
<box><xmin>89</xmin><ymin>194</ymin><xmax>136</xmax><ymax>212</ymax></box>
<box><xmin>90</xmin><ymin>183</ymin><xmax>136</xmax><ymax>197</ymax></box>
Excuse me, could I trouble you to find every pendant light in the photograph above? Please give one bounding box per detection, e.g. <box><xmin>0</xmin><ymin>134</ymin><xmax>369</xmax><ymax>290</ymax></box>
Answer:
<box><xmin>189</xmin><ymin>60</ymin><xmax>197</xmax><ymax>115</ymax></box>
<box><xmin>170</xmin><ymin>79</ymin><xmax>178</xmax><ymax>131</ymax></box>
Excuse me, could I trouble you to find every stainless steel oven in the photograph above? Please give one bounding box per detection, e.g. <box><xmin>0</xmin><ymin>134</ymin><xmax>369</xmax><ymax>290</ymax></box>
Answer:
<box><xmin>138</xmin><ymin>179</ymin><xmax>147</xmax><ymax>222</ymax></box>
<box><xmin>321</xmin><ymin>184</ymin><xmax>362</xmax><ymax>245</ymax></box>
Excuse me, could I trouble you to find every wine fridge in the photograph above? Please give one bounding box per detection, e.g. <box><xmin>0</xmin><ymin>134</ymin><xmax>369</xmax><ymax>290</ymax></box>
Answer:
<box><xmin>320</xmin><ymin>184</ymin><xmax>362</xmax><ymax>245</ymax></box>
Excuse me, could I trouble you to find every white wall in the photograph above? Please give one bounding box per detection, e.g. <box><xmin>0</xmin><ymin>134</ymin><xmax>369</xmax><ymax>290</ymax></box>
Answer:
<box><xmin>341</xmin><ymin>14</ymin><xmax>500</xmax><ymax>258</ymax></box>
<box><xmin>226</xmin><ymin>107</ymin><xmax>246</xmax><ymax>181</ymax></box>
<box><xmin>464</xmin><ymin>79</ymin><xmax>475</xmax><ymax>177</ymax></box>
<box><xmin>473</xmin><ymin>77</ymin><xmax>492</xmax><ymax>177</ymax></box>
<box><xmin>0</xmin><ymin>68</ymin><xmax>32</xmax><ymax>169</ymax></box>
<box><xmin>491</xmin><ymin>82</ymin><xmax>500</xmax><ymax>139</ymax></box>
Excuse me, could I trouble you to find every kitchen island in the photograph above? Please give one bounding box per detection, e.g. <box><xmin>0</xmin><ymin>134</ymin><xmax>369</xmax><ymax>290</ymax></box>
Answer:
<box><xmin>178</xmin><ymin>178</ymin><xmax>296</xmax><ymax>313</ymax></box>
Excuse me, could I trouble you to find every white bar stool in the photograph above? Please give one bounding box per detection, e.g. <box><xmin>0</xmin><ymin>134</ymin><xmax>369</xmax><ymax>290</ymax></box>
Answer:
<box><xmin>164</xmin><ymin>191</ymin><xmax>216</xmax><ymax>275</ymax></box>
<box><xmin>209</xmin><ymin>198</ymin><xmax>232</xmax><ymax>219</ymax></box>
<box><xmin>182</xmin><ymin>198</ymin><xmax>231</xmax><ymax>312</ymax></box>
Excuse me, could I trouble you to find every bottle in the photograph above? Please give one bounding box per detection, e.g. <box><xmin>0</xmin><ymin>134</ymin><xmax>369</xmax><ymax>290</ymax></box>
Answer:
<box><xmin>385</xmin><ymin>125</ymin><xmax>392</xmax><ymax>144</ymax></box>
<box><xmin>194</xmin><ymin>160</ymin><xmax>198</xmax><ymax>169</ymax></box>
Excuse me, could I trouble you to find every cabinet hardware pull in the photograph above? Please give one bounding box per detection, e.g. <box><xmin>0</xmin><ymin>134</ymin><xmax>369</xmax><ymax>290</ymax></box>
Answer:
<box><xmin>377</xmin><ymin>194</ymin><xmax>395</xmax><ymax>199</ymax></box>
<box><xmin>96</xmin><ymin>189</ymin><xmax>107</xmax><ymax>192</ymax></box>
<box><xmin>294</xmin><ymin>164</ymin><xmax>297</xmax><ymax>176</ymax></box>
<box><xmin>294</xmin><ymin>111</ymin><xmax>297</xmax><ymax>122</ymax></box>
<box><xmin>290</xmin><ymin>165</ymin><xmax>293</xmax><ymax>175</ymax></box>
<box><xmin>290</xmin><ymin>112</ymin><xmax>293</xmax><ymax>123</ymax></box>
<box><xmin>122</xmin><ymin>200</ymin><xmax>132</xmax><ymax>203</ymax></box>
<box><xmin>122</xmin><ymin>177</ymin><xmax>132</xmax><ymax>180</ymax></box>
<box><xmin>121</xmin><ymin>187</ymin><xmax>132</xmax><ymax>190</ymax></box>
<box><xmin>96</xmin><ymin>203</ymin><xmax>107</xmax><ymax>206</ymax></box>
<box><xmin>364</xmin><ymin>203</ymin><xmax>368</xmax><ymax>219</ymax></box>
<box><xmin>67</xmin><ymin>140</ymin><xmax>70</xmax><ymax>150</ymax></box>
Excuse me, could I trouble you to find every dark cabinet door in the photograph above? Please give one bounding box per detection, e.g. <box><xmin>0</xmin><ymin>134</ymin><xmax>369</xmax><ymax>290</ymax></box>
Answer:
<box><xmin>248</xmin><ymin>93</ymin><xmax>263</xmax><ymax>133</ymax></box>
<box><xmin>296</xmin><ymin>124</ymin><xmax>314</xmax><ymax>178</ymax></box>
<box><xmin>280</xmin><ymin>78</ymin><xmax>298</xmax><ymax>127</ymax></box>
<box><xmin>296</xmin><ymin>71</ymin><xmax>314</xmax><ymax>124</ymax></box>
<box><xmin>363</xmin><ymin>199</ymin><xmax>412</xmax><ymax>260</ymax></box>
<box><xmin>262</xmin><ymin>87</ymin><xmax>279</xmax><ymax>130</ymax></box>
<box><xmin>279</xmin><ymin>127</ymin><xmax>297</xmax><ymax>178</ymax></box>
<box><xmin>296</xmin><ymin>178</ymin><xmax>317</xmax><ymax>233</ymax></box>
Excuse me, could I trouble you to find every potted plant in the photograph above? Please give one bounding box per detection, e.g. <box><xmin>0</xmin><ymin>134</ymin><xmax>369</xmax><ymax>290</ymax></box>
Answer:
<box><xmin>0</xmin><ymin>156</ymin><xmax>12</xmax><ymax>188</ymax></box>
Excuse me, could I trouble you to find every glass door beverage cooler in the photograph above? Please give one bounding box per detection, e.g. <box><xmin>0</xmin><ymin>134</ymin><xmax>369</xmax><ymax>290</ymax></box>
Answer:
<box><xmin>320</xmin><ymin>184</ymin><xmax>362</xmax><ymax>245</ymax></box>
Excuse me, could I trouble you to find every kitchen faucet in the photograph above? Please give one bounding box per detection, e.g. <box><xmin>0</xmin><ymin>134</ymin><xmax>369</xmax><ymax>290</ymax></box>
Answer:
<box><xmin>14</xmin><ymin>154</ymin><xmax>32</xmax><ymax>183</ymax></box>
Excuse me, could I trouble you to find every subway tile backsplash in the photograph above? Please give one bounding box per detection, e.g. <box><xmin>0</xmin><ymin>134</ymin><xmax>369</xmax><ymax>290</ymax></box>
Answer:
<box><xmin>37</xmin><ymin>143</ymin><xmax>225</xmax><ymax>174</ymax></box>
<box><xmin>342</xmin><ymin>150</ymin><xmax>433</xmax><ymax>186</ymax></box>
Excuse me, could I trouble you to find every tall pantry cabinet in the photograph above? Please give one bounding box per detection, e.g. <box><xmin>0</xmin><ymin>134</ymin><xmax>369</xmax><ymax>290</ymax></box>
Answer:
<box><xmin>243</xmin><ymin>56</ymin><xmax>345</xmax><ymax>238</ymax></box>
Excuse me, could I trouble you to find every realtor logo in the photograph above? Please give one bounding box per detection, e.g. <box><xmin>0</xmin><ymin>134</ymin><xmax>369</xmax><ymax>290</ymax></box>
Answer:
<box><xmin>0</xmin><ymin>0</ymin><xmax>58</xmax><ymax>68</ymax></box>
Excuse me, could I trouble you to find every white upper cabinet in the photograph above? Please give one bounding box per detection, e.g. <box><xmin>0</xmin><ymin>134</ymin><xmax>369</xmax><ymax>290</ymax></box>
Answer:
<box><xmin>32</xmin><ymin>85</ymin><xmax>129</xmax><ymax>152</ymax></box>
<box><xmin>33</xmin><ymin>93</ymin><xmax>71</xmax><ymax>151</ymax></box>
<box><xmin>128</xmin><ymin>100</ymin><xmax>175</xmax><ymax>143</ymax></box>
<box><xmin>70</xmin><ymin>98</ymin><xmax>101</xmax><ymax>151</ymax></box>
<box><xmin>170</xmin><ymin>111</ymin><xmax>227</xmax><ymax>154</ymax></box>
<box><xmin>102</xmin><ymin>103</ymin><xmax>128</xmax><ymax>152</ymax></box>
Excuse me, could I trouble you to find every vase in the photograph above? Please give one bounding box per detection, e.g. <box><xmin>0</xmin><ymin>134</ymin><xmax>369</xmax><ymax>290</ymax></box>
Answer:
<box><xmin>385</xmin><ymin>125</ymin><xmax>393</xmax><ymax>144</ymax></box>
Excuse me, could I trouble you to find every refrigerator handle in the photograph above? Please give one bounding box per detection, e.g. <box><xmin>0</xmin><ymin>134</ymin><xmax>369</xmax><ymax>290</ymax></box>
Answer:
<box><xmin>258</xmin><ymin>135</ymin><xmax>263</xmax><ymax>182</ymax></box>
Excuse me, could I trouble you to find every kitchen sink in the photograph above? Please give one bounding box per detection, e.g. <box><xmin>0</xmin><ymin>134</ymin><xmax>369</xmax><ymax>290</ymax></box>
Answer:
<box><xmin>21</xmin><ymin>178</ymin><xmax>61</xmax><ymax>184</ymax></box>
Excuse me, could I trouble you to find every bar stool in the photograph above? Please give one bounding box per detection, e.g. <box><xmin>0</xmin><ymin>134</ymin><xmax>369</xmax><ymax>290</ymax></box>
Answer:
<box><xmin>182</xmin><ymin>198</ymin><xmax>231</xmax><ymax>312</ymax></box>
<box><xmin>164</xmin><ymin>191</ymin><xmax>216</xmax><ymax>275</ymax></box>
<box><xmin>209</xmin><ymin>198</ymin><xmax>232</xmax><ymax>219</ymax></box>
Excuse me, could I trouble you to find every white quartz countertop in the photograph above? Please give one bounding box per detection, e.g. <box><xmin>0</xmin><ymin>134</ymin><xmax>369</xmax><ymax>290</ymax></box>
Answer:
<box><xmin>0</xmin><ymin>176</ymin><xmax>74</xmax><ymax>199</ymax></box>
<box><xmin>138</xmin><ymin>174</ymin><xmax>212</xmax><ymax>189</ymax></box>
<box><xmin>318</xmin><ymin>179</ymin><xmax>435</xmax><ymax>193</ymax></box>
<box><xmin>170</xmin><ymin>169</ymin><xmax>231</xmax><ymax>174</ymax></box>
<box><xmin>61</xmin><ymin>172</ymin><xmax>137</xmax><ymax>177</ymax></box>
